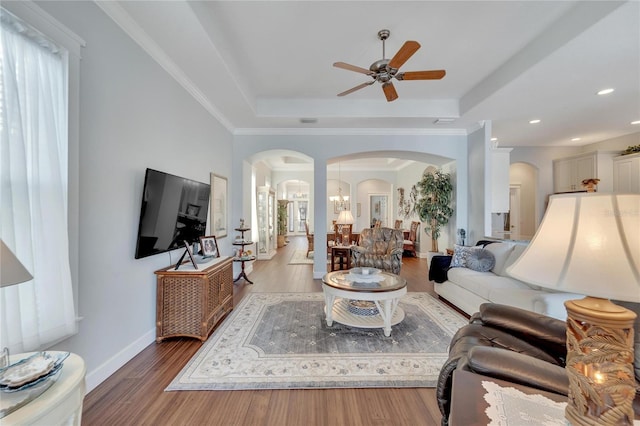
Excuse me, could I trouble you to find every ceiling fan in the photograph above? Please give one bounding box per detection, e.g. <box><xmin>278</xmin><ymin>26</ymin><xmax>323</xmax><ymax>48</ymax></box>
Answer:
<box><xmin>333</xmin><ymin>29</ymin><xmax>446</xmax><ymax>102</ymax></box>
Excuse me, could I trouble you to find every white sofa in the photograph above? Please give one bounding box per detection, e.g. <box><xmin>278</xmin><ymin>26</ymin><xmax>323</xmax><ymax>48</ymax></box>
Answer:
<box><xmin>433</xmin><ymin>241</ymin><xmax>582</xmax><ymax>320</ymax></box>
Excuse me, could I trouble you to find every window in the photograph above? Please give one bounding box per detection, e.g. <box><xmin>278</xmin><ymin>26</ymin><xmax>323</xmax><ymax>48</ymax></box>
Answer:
<box><xmin>1</xmin><ymin>4</ymin><xmax>82</xmax><ymax>353</ymax></box>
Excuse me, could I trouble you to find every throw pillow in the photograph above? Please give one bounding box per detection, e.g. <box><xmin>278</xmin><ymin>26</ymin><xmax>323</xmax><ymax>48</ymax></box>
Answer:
<box><xmin>484</xmin><ymin>242</ymin><xmax>515</xmax><ymax>276</ymax></box>
<box><xmin>450</xmin><ymin>245</ymin><xmax>480</xmax><ymax>268</ymax></box>
<box><xmin>466</xmin><ymin>249</ymin><xmax>496</xmax><ymax>272</ymax></box>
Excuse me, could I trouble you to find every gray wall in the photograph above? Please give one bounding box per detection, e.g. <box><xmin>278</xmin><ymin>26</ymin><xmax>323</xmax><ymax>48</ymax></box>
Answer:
<box><xmin>37</xmin><ymin>1</ymin><xmax>233</xmax><ymax>391</ymax></box>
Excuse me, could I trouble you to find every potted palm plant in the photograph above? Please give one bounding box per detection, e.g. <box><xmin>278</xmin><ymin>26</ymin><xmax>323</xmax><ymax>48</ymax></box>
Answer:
<box><xmin>414</xmin><ymin>169</ymin><xmax>454</xmax><ymax>255</ymax></box>
<box><xmin>277</xmin><ymin>200</ymin><xmax>289</xmax><ymax>248</ymax></box>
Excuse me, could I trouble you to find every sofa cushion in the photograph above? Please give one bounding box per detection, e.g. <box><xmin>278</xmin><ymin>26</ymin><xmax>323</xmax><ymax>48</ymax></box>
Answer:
<box><xmin>450</xmin><ymin>245</ymin><xmax>480</xmax><ymax>268</ymax></box>
<box><xmin>502</xmin><ymin>244</ymin><xmax>527</xmax><ymax>277</ymax></box>
<box><xmin>467</xmin><ymin>249</ymin><xmax>495</xmax><ymax>272</ymax></box>
<box><xmin>447</xmin><ymin>267</ymin><xmax>533</xmax><ymax>301</ymax></box>
<box><xmin>484</xmin><ymin>242</ymin><xmax>515</xmax><ymax>276</ymax></box>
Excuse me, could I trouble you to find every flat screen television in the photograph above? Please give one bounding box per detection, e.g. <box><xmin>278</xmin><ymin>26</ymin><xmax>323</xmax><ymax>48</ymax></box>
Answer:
<box><xmin>135</xmin><ymin>168</ymin><xmax>210</xmax><ymax>259</ymax></box>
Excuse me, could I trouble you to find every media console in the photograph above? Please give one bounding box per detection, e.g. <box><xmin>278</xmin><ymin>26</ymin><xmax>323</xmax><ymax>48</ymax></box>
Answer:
<box><xmin>154</xmin><ymin>256</ymin><xmax>233</xmax><ymax>342</ymax></box>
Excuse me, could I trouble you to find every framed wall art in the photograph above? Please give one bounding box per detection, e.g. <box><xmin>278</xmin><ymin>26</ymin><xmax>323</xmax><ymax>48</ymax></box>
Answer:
<box><xmin>210</xmin><ymin>173</ymin><xmax>228</xmax><ymax>238</ymax></box>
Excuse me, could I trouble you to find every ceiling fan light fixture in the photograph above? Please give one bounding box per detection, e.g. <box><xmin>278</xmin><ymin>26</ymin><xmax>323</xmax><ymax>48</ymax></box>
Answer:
<box><xmin>333</xmin><ymin>29</ymin><xmax>446</xmax><ymax>102</ymax></box>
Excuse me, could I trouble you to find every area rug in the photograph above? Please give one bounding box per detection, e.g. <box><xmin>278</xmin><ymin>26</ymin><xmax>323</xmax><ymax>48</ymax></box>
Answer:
<box><xmin>288</xmin><ymin>249</ymin><xmax>328</xmax><ymax>264</ymax></box>
<box><xmin>166</xmin><ymin>292</ymin><xmax>467</xmax><ymax>391</ymax></box>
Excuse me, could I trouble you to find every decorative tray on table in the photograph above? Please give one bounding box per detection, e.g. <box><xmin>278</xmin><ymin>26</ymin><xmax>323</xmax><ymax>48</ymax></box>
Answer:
<box><xmin>345</xmin><ymin>267</ymin><xmax>384</xmax><ymax>283</ymax></box>
<box><xmin>0</xmin><ymin>351</ymin><xmax>70</xmax><ymax>419</ymax></box>
<box><xmin>0</xmin><ymin>351</ymin><xmax>69</xmax><ymax>392</ymax></box>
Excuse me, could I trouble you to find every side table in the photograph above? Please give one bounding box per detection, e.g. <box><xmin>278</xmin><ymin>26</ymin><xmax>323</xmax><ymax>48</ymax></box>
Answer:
<box><xmin>2</xmin><ymin>352</ymin><xmax>86</xmax><ymax>425</ymax></box>
<box><xmin>330</xmin><ymin>245</ymin><xmax>351</xmax><ymax>271</ymax></box>
<box><xmin>232</xmin><ymin>227</ymin><xmax>254</xmax><ymax>284</ymax></box>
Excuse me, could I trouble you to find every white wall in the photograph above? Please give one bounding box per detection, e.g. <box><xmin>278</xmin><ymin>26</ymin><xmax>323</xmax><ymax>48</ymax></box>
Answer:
<box><xmin>467</xmin><ymin>126</ymin><xmax>488</xmax><ymax>244</ymax></box>
<box><xmin>233</xmin><ymin>133</ymin><xmax>469</xmax><ymax>277</ymax></box>
<box><xmin>582</xmin><ymin>132</ymin><xmax>640</xmax><ymax>153</ymax></box>
<box><xmin>37</xmin><ymin>1</ymin><xmax>233</xmax><ymax>392</ymax></box>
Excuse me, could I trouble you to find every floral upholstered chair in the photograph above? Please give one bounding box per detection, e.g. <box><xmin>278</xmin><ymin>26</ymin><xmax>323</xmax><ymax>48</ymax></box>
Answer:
<box><xmin>351</xmin><ymin>227</ymin><xmax>404</xmax><ymax>274</ymax></box>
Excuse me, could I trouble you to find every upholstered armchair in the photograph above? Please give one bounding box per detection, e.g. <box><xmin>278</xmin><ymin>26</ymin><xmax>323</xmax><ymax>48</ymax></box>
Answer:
<box><xmin>351</xmin><ymin>227</ymin><xmax>404</xmax><ymax>274</ymax></box>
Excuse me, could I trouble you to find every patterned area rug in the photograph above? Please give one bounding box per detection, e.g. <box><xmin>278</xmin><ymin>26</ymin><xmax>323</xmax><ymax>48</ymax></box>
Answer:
<box><xmin>166</xmin><ymin>292</ymin><xmax>467</xmax><ymax>391</ymax></box>
<box><xmin>288</xmin><ymin>249</ymin><xmax>328</xmax><ymax>264</ymax></box>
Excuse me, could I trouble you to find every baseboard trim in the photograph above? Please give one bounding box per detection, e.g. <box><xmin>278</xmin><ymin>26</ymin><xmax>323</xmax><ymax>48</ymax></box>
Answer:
<box><xmin>84</xmin><ymin>328</ymin><xmax>155</xmax><ymax>393</ymax></box>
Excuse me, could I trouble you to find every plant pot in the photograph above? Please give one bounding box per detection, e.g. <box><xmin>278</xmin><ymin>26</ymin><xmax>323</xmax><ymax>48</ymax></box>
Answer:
<box><xmin>277</xmin><ymin>235</ymin><xmax>285</xmax><ymax>248</ymax></box>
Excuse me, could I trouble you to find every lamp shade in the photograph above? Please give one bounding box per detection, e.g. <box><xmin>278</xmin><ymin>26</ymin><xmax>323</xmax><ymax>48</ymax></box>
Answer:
<box><xmin>337</xmin><ymin>210</ymin><xmax>354</xmax><ymax>225</ymax></box>
<box><xmin>507</xmin><ymin>193</ymin><xmax>640</xmax><ymax>302</ymax></box>
<box><xmin>1</xmin><ymin>240</ymin><xmax>33</xmax><ymax>287</ymax></box>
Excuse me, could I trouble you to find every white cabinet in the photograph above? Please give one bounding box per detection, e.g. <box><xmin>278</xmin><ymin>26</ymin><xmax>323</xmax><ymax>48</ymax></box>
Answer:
<box><xmin>256</xmin><ymin>186</ymin><xmax>276</xmax><ymax>260</ymax></box>
<box><xmin>491</xmin><ymin>148</ymin><xmax>512</xmax><ymax>212</ymax></box>
<box><xmin>553</xmin><ymin>151</ymin><xmax>614</xmax><ymax>193</ymax></box>
<box><xmin>613</xmin><ymin>153</ymin><xmax>640</xmax><ymax>193</ymax></box>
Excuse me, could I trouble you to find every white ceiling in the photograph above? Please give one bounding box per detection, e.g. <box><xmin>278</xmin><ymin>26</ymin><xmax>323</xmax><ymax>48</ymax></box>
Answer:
<box><xmin>98</xmin><ymin>0</ymin><xmax>640</xmax><ymax>164</ymax></box>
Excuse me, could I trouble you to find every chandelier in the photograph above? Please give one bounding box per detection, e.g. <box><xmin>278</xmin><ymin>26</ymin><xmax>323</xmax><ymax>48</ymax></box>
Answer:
<box><xmin>329</xmin><ymin>162</ymin><xmax>349</xmax><ymax>211</ymax></box>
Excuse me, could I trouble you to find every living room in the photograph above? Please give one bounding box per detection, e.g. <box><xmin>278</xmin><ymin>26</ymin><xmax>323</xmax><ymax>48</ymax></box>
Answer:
<box><xmin>1</xmin><ymin>1</ymin><xmax>639</xmax><ymax>424</ymax></box>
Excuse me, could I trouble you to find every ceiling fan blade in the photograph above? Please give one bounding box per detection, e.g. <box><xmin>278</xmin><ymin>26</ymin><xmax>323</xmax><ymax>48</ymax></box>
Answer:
<box><xmin>396</xmin><ymin>70</ymin><xmax>446</xmax><ymax>80</ymax></box>
<box><xmin>333</xmin><ymin>62</ymin><xmax>374</xmax><ymax>75</ymax></box>
<box><xmin>337</xmin><ymin>81</ymin><xmax>375</xmax><ymax>97</ymax></box>
<box><xmin>387</xmin><ymin>41</ymin><xmax>420</xmax><ymax>70</ymax></box>
<box><xmin>382</xmin><ymin>82</ymin><xmax>398</xmax><ymax>102</ymax></box>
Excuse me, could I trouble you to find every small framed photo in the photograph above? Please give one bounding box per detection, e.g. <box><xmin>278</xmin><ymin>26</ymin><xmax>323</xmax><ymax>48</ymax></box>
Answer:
<box><xmin>199</xmin><ymin>235</ymin><xmax>219</xmax><ymax>258</ymax></box>
<box><xmin>186</xmin><ymin>203</ymin><xmax>201</xmax><ymax>217</ymax></box>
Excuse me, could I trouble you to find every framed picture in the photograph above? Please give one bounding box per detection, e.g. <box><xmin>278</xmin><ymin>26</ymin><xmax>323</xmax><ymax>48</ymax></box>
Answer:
<box><xmin>186</xmin><ymin>203</ymin><xmax>201</xmax><ymax>217</ymax></box>
<box><xmin>199</xmin><ymin>235</ymin><xmax>219</xmax><ymax>258</ymax></box>
<box><xmin>175</xmin><ymin>240</ymin><xmax>198</xmax><ymax>270</ymax></box>
<box><xmin>210</xmin><ymin>173</ymin><xmax>228</xmax><ymax>238</ymax></box>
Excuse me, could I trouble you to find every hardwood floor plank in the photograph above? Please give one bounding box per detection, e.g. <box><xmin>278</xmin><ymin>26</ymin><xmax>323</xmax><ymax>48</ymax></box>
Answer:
<box><xmin>82</xmin><ymin>235</ymin><xmax>445</xmax><ymax>425</ymax></box>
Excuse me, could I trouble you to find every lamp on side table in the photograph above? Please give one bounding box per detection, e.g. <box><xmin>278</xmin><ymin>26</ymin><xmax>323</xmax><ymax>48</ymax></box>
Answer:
<box><xmin>508</xmin><ymin>193</ymin><xmax>640</xmax><ymax>425</ymax></box>
<box><xmin>1</xmin><ymin>239</ymin><xmax>33</xmax><ymax>367</ymax></box>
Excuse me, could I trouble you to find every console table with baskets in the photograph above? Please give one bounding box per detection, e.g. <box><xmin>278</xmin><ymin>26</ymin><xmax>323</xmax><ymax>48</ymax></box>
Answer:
<box><xmin>232</xmin><ymin>227</ymin><xmax>255</xmax><ymax>284</ymax></box>
<box><xmin>154</xmin><ymin>256</ymin><xmax>233</xmax><ymax>342</ymax></box>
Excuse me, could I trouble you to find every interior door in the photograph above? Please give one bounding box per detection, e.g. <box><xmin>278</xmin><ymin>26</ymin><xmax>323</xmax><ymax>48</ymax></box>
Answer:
<box><xmin>509</xmin><ymin>186</ymin><xmax>521</xmax><ymax>239</ymax></box>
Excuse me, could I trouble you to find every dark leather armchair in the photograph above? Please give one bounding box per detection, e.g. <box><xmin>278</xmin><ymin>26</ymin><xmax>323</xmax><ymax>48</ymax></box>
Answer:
<box><xmin>436</xmin><ymin>303</ymin><xmax>569</xmax><ymax>425</ymax></box>
<box><xmin>351</xmin><ymin>227</ymin><xmax>404</xmax><ymax>274</ymax></box>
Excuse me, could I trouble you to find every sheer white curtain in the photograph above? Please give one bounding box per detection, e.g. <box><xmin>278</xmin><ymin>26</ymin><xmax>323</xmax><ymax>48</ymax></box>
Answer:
<box><xmin>1</xmin><ymin>9</ymin><xmax>77</xmax><ymax>353</ymax></box>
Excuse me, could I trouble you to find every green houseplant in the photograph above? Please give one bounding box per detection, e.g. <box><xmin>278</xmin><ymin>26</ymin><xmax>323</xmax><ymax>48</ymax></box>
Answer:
<box><xmin>277</xmin><ymin>200</ymin><xmax>289</xmax><ymax>248</ymax></box>
<box><xmin>414</xmin><ymin>169</ymin><xmax>454</xmax><ymax>253</ymax></box>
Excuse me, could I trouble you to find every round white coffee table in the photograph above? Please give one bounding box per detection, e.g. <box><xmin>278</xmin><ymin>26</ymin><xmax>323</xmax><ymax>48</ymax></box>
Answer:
<box><xmin>322</xmin><ymin>269</ymin><xmax>407</xmax><ymax>337</ymax></box>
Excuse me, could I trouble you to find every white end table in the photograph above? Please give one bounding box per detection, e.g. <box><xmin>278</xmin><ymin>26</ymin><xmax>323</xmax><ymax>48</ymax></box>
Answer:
<box><xmin>1</xmin><ymin>352</ymin><xmax>85</xmax><ymax>425</ymax></box>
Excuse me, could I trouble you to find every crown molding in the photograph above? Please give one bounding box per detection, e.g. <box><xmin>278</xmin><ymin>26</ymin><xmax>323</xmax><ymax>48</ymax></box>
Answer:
<box><xmin>94</xmin><ymin>1</ymin><xmax>235</xmax><ymax>133</ymax></box>
<box><xmin>233</xmin><ymin>127</ymin><xmax>468</xmax><ymax>136</ymax></box>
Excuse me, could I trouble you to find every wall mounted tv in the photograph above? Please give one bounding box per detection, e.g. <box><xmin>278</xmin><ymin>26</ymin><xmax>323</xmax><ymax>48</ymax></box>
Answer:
<box><xmin>135</xmin><ymin>168</ymin><xmax>210</xmax><ymax>259</ymax></box>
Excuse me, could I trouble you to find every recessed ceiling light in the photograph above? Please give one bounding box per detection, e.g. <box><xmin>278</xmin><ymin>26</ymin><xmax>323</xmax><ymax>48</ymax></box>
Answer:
<box><xmin>631</xmin><ymin>120</ymin><xmax>640</xmax><ymax>125</ymax></box>
<box><xmin>529</xmin><ymin>119</ymin><xmax>541</xmax><ymax>124</ymax></box>
<box><xmin>597</xmin><ymin>88</ymin><xmax>614</xmax><ymax>95</ymax></box>
<box><xmin>571</xmin><ymin>138</ymin><xmax>581</xmax><ymax>142</ymax></box>
<box><xmin>491</xmin><ymin>137</ymin><xmax>498</xmax><ymax>141</ymax></box>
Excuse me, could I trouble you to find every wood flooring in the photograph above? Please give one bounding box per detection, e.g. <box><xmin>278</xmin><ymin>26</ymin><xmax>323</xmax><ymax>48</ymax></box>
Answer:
<box><xmin>81</xmin><ymin>236</ymin><xmax>447</xmax><ymax>426</ymax></box>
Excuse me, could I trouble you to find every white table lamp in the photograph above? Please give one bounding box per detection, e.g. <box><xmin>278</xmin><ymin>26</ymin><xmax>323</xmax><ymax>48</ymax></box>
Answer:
<box><xmin>507</xmin><ymin>193</ymin><xmax>640</xmax><ymax>425</ymax></box>
<box><xmin>1</xmin><ymin>240</ymin><xmax>32</xmax><ymax>287</ymax></box>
